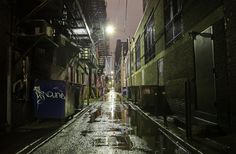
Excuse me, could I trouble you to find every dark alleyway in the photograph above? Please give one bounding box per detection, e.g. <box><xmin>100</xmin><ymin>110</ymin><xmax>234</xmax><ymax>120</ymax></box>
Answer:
<box><xmin>31</xmin><ymin>90</ymin><xmax>156</xmax><ymax>153</ymax></box>
<box><xmin>0</xmin><ymin>91</ymin><xmax>233</xmax><ymax>154</ymax></box>
<box><xmin>16</xmin><ymin>90</ymin><xmax>224</xmax><ymax>154</ymax></box>
<box><xmin>1</xmin><ymin>0</ymin><xmax>236</xmax><ymax>154</ymax></box>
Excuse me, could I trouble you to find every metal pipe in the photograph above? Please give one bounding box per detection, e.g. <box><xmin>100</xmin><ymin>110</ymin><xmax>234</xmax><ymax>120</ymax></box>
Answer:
<box><xmin>185</xmin><ymin>80</ymin><xmax>192</xmax><ymax>139</ymax></box>
<box><xmin>16</xmin><ymin>0</ymin><xmax>51</xmax><ymax>26</ymax></box>
<box><xmin>6</xmin><ymin>0</ymin><xmax>15</xmax><ymax>131</ymax></box>
<box><xmin>6</xmin><ymin>45</ymin><xmax>12</xmax><ymax>131</ymax></box>
<box><xmin>88</xmin><ymin>68</ymin><xmax>92</xmax><ymax>105</ymax></box>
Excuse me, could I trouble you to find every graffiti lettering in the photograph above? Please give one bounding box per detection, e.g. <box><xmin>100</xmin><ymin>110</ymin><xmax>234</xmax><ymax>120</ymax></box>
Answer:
<box><xmin>33</xmin><ymin>86</ymin><xmax>65</xmax><ymax>104</ymax></box>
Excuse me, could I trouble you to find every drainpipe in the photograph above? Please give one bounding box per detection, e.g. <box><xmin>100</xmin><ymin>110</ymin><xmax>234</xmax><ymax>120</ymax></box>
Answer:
<box><xmin>6</xmin><ymin>1</ymin><xmax>15</xmax><ymax>132</ymax></box>
<box><xmin>6</xmin><ymin>45</ymin><xmax>12</xmax><ymax>132</ymax></box>
<box><xmin>185</xmin><ymin>80</ymin><xmax>192</xmax><ymax>139</ymax></box>
<box><xmin>88</xmin><ymin>68</ymin><xmax>92</xmax><ymax>105</ymax></box>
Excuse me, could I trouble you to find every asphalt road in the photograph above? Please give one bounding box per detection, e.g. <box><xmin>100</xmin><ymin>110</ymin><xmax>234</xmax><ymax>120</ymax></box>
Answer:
<box><xmin>32</xmin><ymin>90</ymin><xmax>160</xmax><ymax>154</ymax></box>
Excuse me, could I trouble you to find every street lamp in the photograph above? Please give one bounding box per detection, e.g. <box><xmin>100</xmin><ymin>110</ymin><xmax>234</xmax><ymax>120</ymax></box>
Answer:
<box><xmin>105</xmin><ymin>24</ymin><xmax>130</xmax><ymax>38</ymax></box>
<box><xmin>106</xmin><ymin>25</ymin><xmax>115</xmax><ymax>35</ymax></box>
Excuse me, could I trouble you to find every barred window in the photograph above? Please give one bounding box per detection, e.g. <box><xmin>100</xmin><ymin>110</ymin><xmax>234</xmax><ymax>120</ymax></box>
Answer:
<box><xmin>135</xmin><ymin>37</ymin><xmax>141</xmax><ymax>70</ymax></box>
<box><xmin>165</xmin><ymin>0</ymin><xmax>183</xmax><ymax>46</ymax></box>
<box><xmin>144</xmin><ymin>14</ymin><xmax>155</xmax><ymax>64</ymax></box>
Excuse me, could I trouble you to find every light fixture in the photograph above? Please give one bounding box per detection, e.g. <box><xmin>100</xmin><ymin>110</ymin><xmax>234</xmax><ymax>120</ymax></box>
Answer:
<box><xmin>106</xmin><ymin>25</ymin><xmax>115</xmax><ymax>35</ymax></box>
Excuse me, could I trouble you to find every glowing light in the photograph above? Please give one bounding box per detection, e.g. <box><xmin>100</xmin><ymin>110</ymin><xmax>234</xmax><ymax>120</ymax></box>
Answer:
<box><xmin>106</xmin><ymin>25</ymin><xmax>115</xmax><ymax>35</ymax></box>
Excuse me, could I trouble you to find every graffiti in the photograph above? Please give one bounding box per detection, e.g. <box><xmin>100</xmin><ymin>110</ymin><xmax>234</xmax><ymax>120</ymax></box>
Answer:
<box><xmin>33</xmin><ymin>86</ymin><xmax>65</xmax><ymax>104</ymax></box>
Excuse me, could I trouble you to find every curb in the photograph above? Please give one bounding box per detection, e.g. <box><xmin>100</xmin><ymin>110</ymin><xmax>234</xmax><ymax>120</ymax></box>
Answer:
<box><xmin>125</xmin><ymin>101</ymin><xmax>203</xmax><ymax>154</ymax></box>
<box><xmin>16</xmin><ymin>105</ymin><xmax>92</xmax><ymax>154</ymax></box>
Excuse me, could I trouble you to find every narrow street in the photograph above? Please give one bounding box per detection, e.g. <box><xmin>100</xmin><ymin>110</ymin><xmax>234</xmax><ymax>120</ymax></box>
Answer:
<box><xmin>32</xmin><ymin>90</ymin><xmax>160</xmax><ymax>154</ymax></box>
<box><xmin>1</xmin><ymin>1</ymin><xmax>236</xmax><ymax>153</ymax></box>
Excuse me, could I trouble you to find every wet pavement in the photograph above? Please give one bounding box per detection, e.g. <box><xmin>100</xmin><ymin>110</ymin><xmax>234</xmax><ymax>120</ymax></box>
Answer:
<box><xmin>1</xmin><ymin>90</ymin><xmax>232</xmax><ymax>154</ymax></box>
<box><xmin>31</xmin><ymin>90</ymin><xmax>152</xmax><ymax>153</ymax></box>
<box><xmin>32</xmin><ymin>90</ymin><xmax>193</xmax><ymax>154</ymax></box>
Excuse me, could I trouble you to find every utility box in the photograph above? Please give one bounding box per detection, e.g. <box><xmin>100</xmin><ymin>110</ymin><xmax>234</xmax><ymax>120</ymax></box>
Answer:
<box><xmin>32</xmin><ymin>79</ymin><xmax>76</xmax><ymax>119</ymax></box>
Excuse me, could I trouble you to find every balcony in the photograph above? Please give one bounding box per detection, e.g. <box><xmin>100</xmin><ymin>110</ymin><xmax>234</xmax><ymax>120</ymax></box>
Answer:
<box><xmin>98</xmin><ymin>57</ymin><xmax>105</xmax><ymax>68</ymax></box>
<box><xmin>79</xmin><ymin>48</ymin><xmax>97</xmax><ymax>68</ymax></box>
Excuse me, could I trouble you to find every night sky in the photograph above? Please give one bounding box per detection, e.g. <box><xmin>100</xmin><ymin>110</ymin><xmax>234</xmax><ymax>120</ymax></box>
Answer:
<box><xmin>106</xmin><ymin>0</ymin><xmax>143</xmax><ymax>53</ymax></box>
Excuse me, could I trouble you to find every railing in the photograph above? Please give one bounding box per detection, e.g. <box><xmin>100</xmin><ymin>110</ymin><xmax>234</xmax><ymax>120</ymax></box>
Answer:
<box><xmin>98</xmin><ymin>57</ymin><xmax>105</xmax><ymax>68</ymax></box>
<box><xmin>80</xmin><ymin>49</ymin><xmax>97</xmax><ymax>68</ymax></box>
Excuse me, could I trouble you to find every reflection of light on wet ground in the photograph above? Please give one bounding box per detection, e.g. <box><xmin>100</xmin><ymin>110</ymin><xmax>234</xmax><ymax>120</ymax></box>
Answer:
<box><xmin>109</xmin><ymin>90</ymin><xmax>116</xmax><ymax>120</ymax></box>
<box><xmin>83</xmin><ymin>91</ymin><xmax>152</xmax><ymax>152</ymax></box>
<box><xmin>34</xmin><ymin>90</ymin><xmax>158</xmax><ymax>153</ymax></box>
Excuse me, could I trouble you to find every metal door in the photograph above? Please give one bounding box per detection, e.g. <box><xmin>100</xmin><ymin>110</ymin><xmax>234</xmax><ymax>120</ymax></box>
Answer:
<box><xmin>194</xmin><ymin>26</ymin><xmax>216</xmax><ymax>120</ymax></box>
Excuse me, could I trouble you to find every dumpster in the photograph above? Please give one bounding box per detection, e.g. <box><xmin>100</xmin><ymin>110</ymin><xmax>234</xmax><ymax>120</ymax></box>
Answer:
<box><xmin>32</xmin><ymin>79</ymin><xmax>75</xmax><ymax>119</ymax></box>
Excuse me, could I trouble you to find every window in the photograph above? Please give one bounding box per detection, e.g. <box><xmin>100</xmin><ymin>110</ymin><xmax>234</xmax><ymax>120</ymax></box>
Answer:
<box><xmin>71</xmin><ymin>66</ymin><xmax>74</xmax><ymax>83</ymax></box>
<box><xmin>165</xmin><ymin>0</ymin><xmax>183</xmax><ymax>46</ymax></box>
<box><xmin>130</xmin><ymin>50</ymin><xmax>134</xmax><ymax>74</ymax></box>
<box><xmin>157</xmin><ymin>58</ymin><xmax>164</xmax><ymax>86</ymax></box>
<box><xmin>135</xmin><ymin>37</ymin><xmax>141</xmax><ymax>70</ymax></box>
<box><xmin>75</xmin><ymin>69</ymin><xmax>79</xmax><ymax>83</ymax></box>
<box><xmin>126</xmin><ymin>55</ymin><xmax>130</xmax><ymax>77</ymax></box>
<box><xmin>82</xmin><ymin>73</ymin><xmax>84</xmax><ymax>84</ymax></box>
<box><xmin>144</xmin><ymin>14</ymin><xmax>155</xmax><ymax>64</ymax></box>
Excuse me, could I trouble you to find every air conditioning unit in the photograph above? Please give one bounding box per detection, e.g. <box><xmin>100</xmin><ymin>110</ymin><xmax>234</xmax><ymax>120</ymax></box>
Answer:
<box><xmin>23</xmin><ymin>19</ymin><xmax>54</xmax><ymax>37</ymax></box>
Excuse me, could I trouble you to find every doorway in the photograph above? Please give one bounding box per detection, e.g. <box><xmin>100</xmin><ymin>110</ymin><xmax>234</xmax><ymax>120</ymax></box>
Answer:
<box><xmin>194</xmin><ymin>26</ymin><xmax>217</xmax><ymax>122</ymax></box>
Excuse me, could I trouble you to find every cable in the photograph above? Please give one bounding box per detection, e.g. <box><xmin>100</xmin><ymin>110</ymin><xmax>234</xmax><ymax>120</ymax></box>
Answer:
<box><xmin>17</xmin><ymin>0</ymin><xmax>52</xmax><ymax>26</ymax></box>
<box><xmin>124</xmin><ymin>0</ymin><xmax>128</xmax><ymax>32</ymax></box>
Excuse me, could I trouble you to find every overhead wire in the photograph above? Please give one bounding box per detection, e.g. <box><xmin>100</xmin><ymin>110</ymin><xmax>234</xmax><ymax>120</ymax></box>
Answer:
<box><xmin>17</xmin><ymin>0</ymin><xmax>52</xmax><ymax>26</ymax></box>
<box><xmin>115</xmin><ymin>0</ymin><xmax>121</xmax><ymax>25</ymax></box>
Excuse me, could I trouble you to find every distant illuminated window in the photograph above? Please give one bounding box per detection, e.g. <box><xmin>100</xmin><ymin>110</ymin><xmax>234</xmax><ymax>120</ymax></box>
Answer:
<box><xmin>144</xmin><ymin>13</ymin><xmax>155</xmax><ymax>64</ymax></box>
<box><xmin>164</xmin><ymin>0</ymin><xmax>183</xmax><ymax>46</ymax></box>
<box><xmin>135</xmin><ymin>37</ymin><xmax>141</xmax><ymax>70</ymax></box>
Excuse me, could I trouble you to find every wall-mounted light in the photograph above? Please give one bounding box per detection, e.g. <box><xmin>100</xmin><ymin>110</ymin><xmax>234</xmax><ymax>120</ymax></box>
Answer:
<box><xmin>189</xmin><ymin>31</ymin><xmax>213</xmax><ymax>40</ymax></box>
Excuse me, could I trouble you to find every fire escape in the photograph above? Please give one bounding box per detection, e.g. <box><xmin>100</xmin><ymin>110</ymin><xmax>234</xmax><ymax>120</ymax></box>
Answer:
<box><xmin>12</xmin><ymin>0</ymin><xmax>99</xmax><ymax>104</ymax></box>
<box><xmin>14</xmin><ymin>0</ymin><xmax>98</xmax><ymax>76</ymax></box>
<box><xmin>79</xmin><ymin>0</ymin><xmax>108</xmax><ymax>75</ymax></box>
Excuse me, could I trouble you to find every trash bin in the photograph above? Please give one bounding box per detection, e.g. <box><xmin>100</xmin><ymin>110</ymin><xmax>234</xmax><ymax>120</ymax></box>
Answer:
<box><xmin>32</xmin><ymin>79</ymin><xmax>76</xmax><ymax>119</ymax></box>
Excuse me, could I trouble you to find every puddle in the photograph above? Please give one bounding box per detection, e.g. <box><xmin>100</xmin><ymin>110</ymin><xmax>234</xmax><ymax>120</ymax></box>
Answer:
<box><xmin>84</xmin><ymin>91</ymin><xmax>191</xmax><ymax>153</ymax></box>
<box><xmin>93</xmin><ymin>135</ymin><xmax>132</xmax><ymax>150</ymax></box>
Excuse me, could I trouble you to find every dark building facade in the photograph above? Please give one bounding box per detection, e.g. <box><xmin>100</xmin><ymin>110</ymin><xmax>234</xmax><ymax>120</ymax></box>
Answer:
<box><xmin>124</xmin><ymin>0</ymin><xmax>236</xmax><ymax>152</ymax></box>
<box><xmin>0</xmin><ymin>0</ymin><xmax>107</xmax><ymax>130</ymax></box>
<box><xmin>114</xmin><ymin>39</ymin><xmax>128</xmax><ymax>92</ymax></box>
